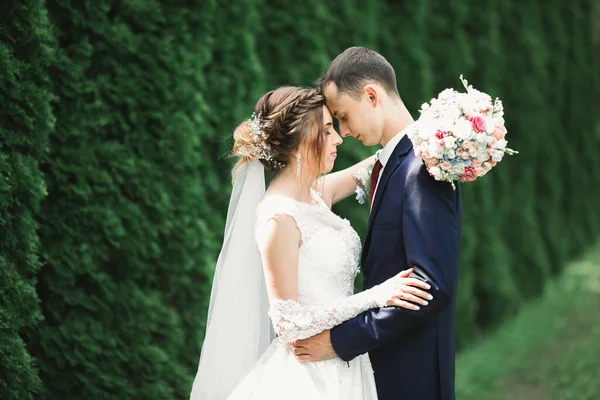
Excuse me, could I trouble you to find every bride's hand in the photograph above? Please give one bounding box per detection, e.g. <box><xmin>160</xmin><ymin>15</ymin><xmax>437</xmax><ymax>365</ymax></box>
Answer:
<box><xmin>380</xmin><ymin>268</ymin><xmax>433</xmax><ymax>310</ymax></box>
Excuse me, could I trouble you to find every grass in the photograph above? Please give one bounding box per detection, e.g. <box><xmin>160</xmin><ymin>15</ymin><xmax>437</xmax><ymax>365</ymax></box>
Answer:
<box><xmin>456</xmin><ymin>242</ymin><xmax>600</xmax><ymax>400</ymax></box>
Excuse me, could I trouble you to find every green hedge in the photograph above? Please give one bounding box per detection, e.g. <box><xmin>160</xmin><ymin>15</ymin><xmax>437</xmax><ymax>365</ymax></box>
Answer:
<box><xmin>0</xmin><ymin>0</ymin><xmax>597</xmax><ymax>398</ymax></box>
<box><xmin>25</xmin><ymin>1</ymin><xmax>217</xmax><ymax>399</ymax></box>
<box><xmin>0</xmin><ymin>1</ymin><xmax>54</xmax><ymax>398</ymax></box>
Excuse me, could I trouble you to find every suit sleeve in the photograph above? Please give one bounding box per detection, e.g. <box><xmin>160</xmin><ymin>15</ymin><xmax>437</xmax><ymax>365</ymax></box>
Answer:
<box><xmin>330</xmin><ymin>163</ymin><xmax>461</xmax><ymax>361</ymax></box>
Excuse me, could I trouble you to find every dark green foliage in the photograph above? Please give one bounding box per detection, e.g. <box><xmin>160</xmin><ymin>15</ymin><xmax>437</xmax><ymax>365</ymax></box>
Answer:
<box><xmin>0</xmin><ymin>1</ymin><xmax>55</xmax><ymax>399</ymax></box>
<box><xmin>0</xmin><ymin>0</ymin><xmax>597</xmax><ymax>398</ymax></box>
<box><xmin>26</xmin><ymin>1</ymin><xmax>216</xmax><ymax>398</ymax></box>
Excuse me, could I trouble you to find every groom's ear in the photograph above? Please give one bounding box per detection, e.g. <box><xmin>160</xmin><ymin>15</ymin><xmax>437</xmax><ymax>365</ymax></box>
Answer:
<box><xmin>364</xmin><ymin>85</ymin><xmax>379</xmax><ymax>107</ymax></box>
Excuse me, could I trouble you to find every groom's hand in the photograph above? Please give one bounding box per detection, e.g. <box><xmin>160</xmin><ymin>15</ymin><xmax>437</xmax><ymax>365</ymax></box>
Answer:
<box><xmin>291</xmin><ymin>330</ymin><xmax>336</xmax><ymax>362</ymax></box>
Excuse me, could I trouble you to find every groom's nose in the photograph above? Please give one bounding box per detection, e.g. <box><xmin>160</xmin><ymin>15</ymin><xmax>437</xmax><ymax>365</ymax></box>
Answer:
<box><xmin>339</xmin><ymin>123</ymin><xmax>351</xmax><ymax>137</ymax></box>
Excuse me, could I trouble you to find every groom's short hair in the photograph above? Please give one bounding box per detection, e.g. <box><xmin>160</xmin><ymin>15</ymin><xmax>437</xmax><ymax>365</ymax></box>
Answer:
<box><xmin>319</xmin><ymin>47</ymin><xmax>400</xmax><ymax>100</ymax></box>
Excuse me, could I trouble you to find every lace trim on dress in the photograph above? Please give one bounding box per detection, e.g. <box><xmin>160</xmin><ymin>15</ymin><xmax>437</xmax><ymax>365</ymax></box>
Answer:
<box><xmin>268</xmin><ymin>287</ymin><xmax>388</xmax><ymax>343</ymax></box>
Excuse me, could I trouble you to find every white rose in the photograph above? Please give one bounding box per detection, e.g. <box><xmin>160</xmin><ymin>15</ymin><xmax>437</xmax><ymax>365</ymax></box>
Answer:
<box><xmin>485</xmin><ymin>117</ymin><xmax>496</xmax><ymax>134</ymax></box>
<box><xmin>444</xmin><ymin>106</ymin><xmax>462</xmax><ymax>121</ymax></box>
<box><xmin>447</xmin><ymin>149</ymin><xmax>456</xmax><ymax>159</ymax></box>
<box><xmin>429</xmin><ymin>166</ymin><xmax>443</xmax><ymax>180</ymax></box>
<box><xmin>439</xmin><ymin>118</ymin><xmax>455</xmax><ymax>133</ymax></box>
<box><xmin>477</xmin><ymin>150</ymin><xmax>490</xmax><ymax>162</ymax></box>
<box><xmin>439</xmin><ymin>88</ymin><xmax>455</xmax><ymax>100</ymax></box>
<box><xmin>444</xmin><ymin>136</ymin><xmax>456</xmax><ymax>149</ymax></box>
<box><xmin>407</xmin><ymin>125</ymin><xmax>421</xmax><ymax>141</ymax></box>
<box><xmin>451</xmin><ymin>163</ymin><xmax>466</xmax><ymax>175</ymax></box>
<box><xmin>477</xmin><ymin>133</ymin><xmax>494</xmax><ymax>145</ymax></box>
<box><xmin>491</xmin><ymin>150</ymin><xmax>504</xmax><ymax>162</ymax></box>
<box><xmin>455</xmin><ymin>119</ymin><xmax>475</xmax><ymax>140</ymax></box>
<box><xmin>428</xmin><ymin>142</ymin><xmax>444</xmax><ymax>158</ymax></box>
<box><xmin>415</xmin><ymin>120</ymin><xmax>435</xmax><ymax>140</ymax></box>
<box><xmin>411</xmin><ymin>136</ymin><xmax>423</xmax><ymax>145</ymax></box>
<box><xmin>419</xmin><ymin>127</ymin><xmax>432</xmax><ymax>141</ymax></box>
<box><xmin>494</xmin><ymin>138</ymin><xmax>507</xmax><ymax>150</ymax></box>
<box><xmin>459</xmin><ymin>98</ymin><xmax>478</xmax><ymax>116</ymax></box>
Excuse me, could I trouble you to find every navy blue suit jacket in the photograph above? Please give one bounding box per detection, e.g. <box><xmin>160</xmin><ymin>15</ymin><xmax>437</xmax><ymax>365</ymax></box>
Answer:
<box><xmin>330</xmin><ymin>135</ymin><xmax>462</xmax><ymax>400</ymax></box>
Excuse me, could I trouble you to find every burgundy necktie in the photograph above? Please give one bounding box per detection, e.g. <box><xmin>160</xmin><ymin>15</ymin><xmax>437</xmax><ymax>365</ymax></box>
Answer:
<box><xmin>369</xmin><ymin>160</ymin><xmax>383</xmax><ymax>208</ymax></box>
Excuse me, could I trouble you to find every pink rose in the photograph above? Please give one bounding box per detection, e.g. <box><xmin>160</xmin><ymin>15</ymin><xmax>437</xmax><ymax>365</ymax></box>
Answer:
<box><xmin>471</xmin><ymin>159</ymin><xmax>482</xmax><ymax>167</ymax></box>
<box><xmin>460</xmin><ymin>166</ymin><xmax>477</xmax><ymax>182</ymax></box>
<box><xmin>493</xmin><ymin>126</ymin><xmax>506</xmax><ymax>140</ymax></box>
<box><xmin>462</xmin><ymin>141</ymin><xmax>475</xmax><ymax>150</ymax></box>
<box><xmin>424</xmin><ymin>157</ymin><xmax>438</xmax><ymax>167</ymax></box>
<box><xmin>468</xmin><ymin>116</ymin><xmax>486</xmax><ymax>133</ymax></box>
<box><xmin>434</xmin><ymin>129</ymin><xmax>448</xmax><ymax>140</ymax></box>
<box><xmin>440</xmin><ymin>161</ymin><xmax>452</xmax><ymax>171</ymax></box>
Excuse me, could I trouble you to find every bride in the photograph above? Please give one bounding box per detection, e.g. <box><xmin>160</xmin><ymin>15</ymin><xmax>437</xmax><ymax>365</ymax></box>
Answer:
<box><xmin>191</xmin><ymin>86</ymin><xmax>432</xmax><ymax>399</ymax></box>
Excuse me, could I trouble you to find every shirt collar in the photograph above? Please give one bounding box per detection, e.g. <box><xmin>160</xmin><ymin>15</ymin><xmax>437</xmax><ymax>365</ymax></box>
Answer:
<box><xmin>378</xmin><ymin>130</ymin><xmax>406</xmax><ymax>168</ymax></box>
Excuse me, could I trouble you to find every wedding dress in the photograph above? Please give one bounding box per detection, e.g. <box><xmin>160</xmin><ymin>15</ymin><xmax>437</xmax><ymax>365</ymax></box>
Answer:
<box><xmin>227</xmin><ymin>188</ymin><xmax>382</xmax><ymax>399</ymax></box>
<box><xmin>191</xmin><ymin>161</ymin><xmax>385</xmax><ymax>400</ymax></box>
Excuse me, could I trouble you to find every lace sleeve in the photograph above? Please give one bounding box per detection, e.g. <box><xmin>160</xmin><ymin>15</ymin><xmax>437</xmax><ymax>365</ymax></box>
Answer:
<box><xmin>268</xmin><ymin>287</ymin><xmax>389</xmax><ymax>343</ymax></box>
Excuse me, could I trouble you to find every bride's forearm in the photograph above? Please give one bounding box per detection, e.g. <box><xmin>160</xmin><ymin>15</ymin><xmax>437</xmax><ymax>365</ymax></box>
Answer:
<box><xmin>319</xmin><ymin>153</ymin><xmax>378</xmax><ymax>206</ymax></box>
<box><xmin>268</xmin><ymin>285</ymin><xmax>388</xmax><ymax>343</ymax></box>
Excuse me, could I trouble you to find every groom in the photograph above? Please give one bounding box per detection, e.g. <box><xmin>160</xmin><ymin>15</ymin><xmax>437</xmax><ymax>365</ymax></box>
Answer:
<box><xmin>292</xmin><ymin>47</ymin><xmax>462</xmax><ymax>400</ymax></box>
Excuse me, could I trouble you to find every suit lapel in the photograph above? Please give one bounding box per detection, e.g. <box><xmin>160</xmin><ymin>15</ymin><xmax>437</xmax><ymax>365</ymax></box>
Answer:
<box><xmin>362</xmin><ymin>135</ymin><xmax>414</xmax><ymax>265</ymax></box>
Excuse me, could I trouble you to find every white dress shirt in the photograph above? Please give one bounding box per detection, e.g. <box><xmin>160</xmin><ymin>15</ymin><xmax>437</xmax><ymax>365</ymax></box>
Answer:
<box><xmin>371</xmin><ymin>130</ymin><xmax>406</xmax><ymax>205</ymax></box>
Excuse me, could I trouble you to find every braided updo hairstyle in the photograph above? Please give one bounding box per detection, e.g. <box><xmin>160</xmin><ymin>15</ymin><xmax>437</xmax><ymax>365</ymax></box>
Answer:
<box><xmin>232</xmin><ymin>86</ymin><xmax>326</xmax><ymax>179</ymax></box>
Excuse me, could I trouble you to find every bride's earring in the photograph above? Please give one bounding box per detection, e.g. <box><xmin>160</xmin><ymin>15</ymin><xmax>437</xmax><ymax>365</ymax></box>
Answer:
<box><xmin>296</xmin><ymin>153</ymin><xmax>302</xmax><ymax>177</ymax></box>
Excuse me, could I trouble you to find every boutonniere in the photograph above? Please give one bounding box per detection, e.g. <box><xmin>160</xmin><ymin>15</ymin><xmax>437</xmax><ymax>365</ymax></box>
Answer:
<box><xmin>353</xmin><ymin>149</ymin><xmax>382</xmax><ymax>204</ymax></box>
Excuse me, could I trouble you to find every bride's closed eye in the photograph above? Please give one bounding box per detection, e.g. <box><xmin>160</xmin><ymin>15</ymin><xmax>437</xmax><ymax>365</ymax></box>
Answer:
<box><xmin>324</xmin><ymin>122</ymin><xmax>333</xmax><ymax>134</ymax></box>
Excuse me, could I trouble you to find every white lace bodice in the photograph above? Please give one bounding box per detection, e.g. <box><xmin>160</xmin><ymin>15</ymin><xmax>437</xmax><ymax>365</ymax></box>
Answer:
<box><xmin>255</xmin><ymin>189</ymin><xmax>388</xmax><ymax>343</ymax></box>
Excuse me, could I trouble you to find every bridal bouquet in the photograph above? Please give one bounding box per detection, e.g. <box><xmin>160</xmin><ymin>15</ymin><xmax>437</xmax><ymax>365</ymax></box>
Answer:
<box><xmin>407</xmin><ymin>75</ymin><xmax>517</xmax><ymax>189</ymax></box>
